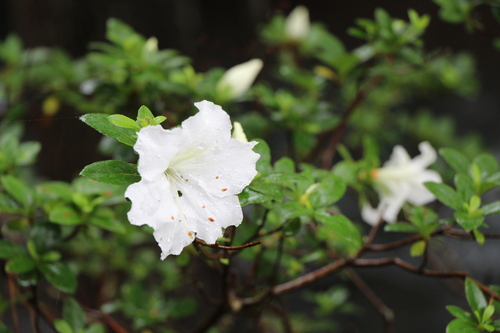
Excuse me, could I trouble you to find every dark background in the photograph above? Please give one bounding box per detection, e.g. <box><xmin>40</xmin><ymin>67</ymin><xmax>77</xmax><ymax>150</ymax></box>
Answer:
<box><xmin>2</xmin><ymin>1</ymin><xmax>500</xmax><ymax>332</ymax></box>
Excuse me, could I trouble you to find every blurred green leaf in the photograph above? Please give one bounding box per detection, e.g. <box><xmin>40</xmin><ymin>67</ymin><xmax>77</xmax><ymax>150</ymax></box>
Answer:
<box><xmin>88</xmin><ymin>207</ymin><xmax>126</xmax><ymax>234</ymax></box>
<box><xmin>440</xmin><ymin>148</ymin><xmax>470</xmax><ymax>174</ymax></box>
<box><xmin>63</xmin><ymin>297</ymin><xmax>86</xmax><ymax>333</ymax></box>
<box><xmin>384</xmin><ymin>222</ymin><xmax>418</xmax><ymax>233</ymax></box>
<box><xmin>0</xmin><ymin>240</ymin><xmax>25</xmax><ymax>259</ymax></box>
<box><xmin>49</xmin><ymin>205</ymin><xmax>82</xmax><ymax>225</ymax></box>
<box><xmin>40</xmin><ymin>262</ymin><xmax>77</xmax><ymax>294</ymax></box>
<box><xmin>6</xmin><ymin>255</ymin><xmax>35</xmax><ymax>274</ymax></box>
<box><xmin>309</xmin><ymin>175</ymin><xmax>346</xmax><ymax>208</ymax></box>
<box><xmin>54</xmin><ymin>320</ymin><xmax>73</xmax><ymax>333</ymax></box>
<box><xmin>465</xmin><ymin>277</ymin><xmax>487</xmax><ymax>312</ymax></box>
<box><xmin>424</xmin><ymin>182</ymin><xmax>463</xmax><ymax>210</ymax></box>
<box><xmin>315</xmin><ymin>213</ymin><xmax>362</xmax><ymax>255</ymax></box>
<box><xmin>410</xmin><ymin>240</ymin><xmax>426</xmax><ymax>257</ymax></box>
<box><xmin>1</xmin><ymin>175</ymin><xmax>32</xmax><ymax>207</ymax></box>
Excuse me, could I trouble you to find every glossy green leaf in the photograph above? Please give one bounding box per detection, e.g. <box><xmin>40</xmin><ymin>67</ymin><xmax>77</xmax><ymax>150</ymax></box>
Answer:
<box><xmin>481</xmin><ymin>201</ymin><xmax>500</xmax><ymax>215</ymax></box>
<box><xmin>239</xmin><ymin>187</ymin><xmax>275</xmax><ymax>206</ymax></box>
<box><xmin>108</xmin><ymin>114</ymin><xmax>140</xmax><ymax>130</ymax></box>
<box><xmin>274</xmin><ymin>157</ymin><xmax>295</xmax><ymax>174</ymax></box>
<box><xmin>30</xmin><ymin>222</ymin><xmax>62</xmax><ymax>252</ymax></box>
<box><xmin>137</xmin><ymin>105</ymin><xmax>155</xmax><ymax>122</ymax></box>
<box><xmin>424</xmin><ymin>182</ymin><xmax>463</xmax><ymax>210</ymax></box>
<box><xmin>308</xmin><ymin>175</ymin><xmax>346</xmax><ymax>208</ymax></box>
<box><xmin>0</xmin><ymin>240</ymin><xmax>25</xmax><ymax>259</ymax></box>
<box><xmin>79</xmin><ymin>113</ymin><xmax>136</xmax><ymax>146</ymax></box>
<box><xmin>454</xmin><ymin>173</ymin><xmax>476</xmax><ymax>201</ymax></box>
<box><xmin>49</xmin><ymin>205</ymin><xmax>82</xmax><ymax>225</ymax></box>
<box><xmin>5</xmin><ymin>255</ymin><xmax>35</xmax><ymax>274</ymax></box>
<box><xmin>315</xmin><ymin>213</ymin><xmax>362</xmax><ymax>255</ymax></box>
<box><xmin>1</xmin><ymin>175</ymin><xmax>32</xmax><ymax>207</ymax></box>
<box><xmin>440</xmin><ymin>148</ymin><xmax>470</xmax><ymax>174</ymax></box>
<box><xmin>447</xmin><ymin>305</ymin><xmax>472</xmax><ymax>320</ymax></box>
<box><xmin>63</xmin><ymin>297</ymin><xmax>86</xmax><ymax>333</ymax></box>
<box><xmin>465</xmin><ymin>277</ymin><xmax>487</xmax><ymax>312</ymax></box>
<box><xmin>80</xmin><ymin>160</ymin><xmax>140</xmax><ymax>185</ymax></box>
<box><xmin>473</xmin><ymin>154</ymin><xmax>498</xmax><ymax>178</ymax></box>
<box><xmin>40</xmin><ymin>262</ymin><xmax>77</xmax><ymax>294</ymax></box>
<box><xmin>446</xmin><ymin>318</ymin><xmax>481</xmax><ymax>333</ymax></box>
<box><xmin>247</xmin><ymin>181</ymin><xmax>283</xmax><ymax>202</ymax></box>
<box><xmin>454</xmin><ymin>211</ymin><xmax>483</xmax><ymax>231</ymax></box>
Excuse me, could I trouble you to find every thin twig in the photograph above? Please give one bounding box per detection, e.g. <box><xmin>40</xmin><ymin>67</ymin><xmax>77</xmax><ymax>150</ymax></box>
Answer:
<box><xmin>29</xmin><ymin>286</ymin><xmax>40</xmax><ymax>333</ymax></box>
<box><xmin>8</xmin><ymin>273</ymin><xmax>20</xmax><ymax>333</ymax></box>
<box><xmin>345</xmin><ymin>268</ymin><xmax>394</xmax><ymax>333</ymax></box>
<box><xmin>194</xmin><ymin>239</ymin><xmax>262</xmax><ymax>251</ymax></box>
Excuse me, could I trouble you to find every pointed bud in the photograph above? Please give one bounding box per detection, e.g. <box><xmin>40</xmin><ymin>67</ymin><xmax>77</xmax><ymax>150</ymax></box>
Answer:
<box><xmin>217</xmin><ymin>59</ymin><xmax>263</xmax><ymax>100</ymax></box>
<box><xmin>285</xmin><ymin>6</ymin><xmax>310</xmax><ymax>41</ymax></box>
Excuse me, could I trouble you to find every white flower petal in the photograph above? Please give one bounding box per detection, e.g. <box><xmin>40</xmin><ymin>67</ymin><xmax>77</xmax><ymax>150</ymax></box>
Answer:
<box><xmin>410</xmin><ymin>141</ymin><xmax>437</xmax><ymax>170</ymax></box>
<box><xmin>216</xmin><ymin>59</ymin><xmax>263</xmax><ymax>100</ymax></box>
<box><xmin>153</xmin><ymin>222</ymin><xmax>196</xmax><ymax>259</ymax></box>
<box><xmin>285</xmin><ymin>6</ymin><xmax>310</xmax><ymax>41</ymax></box>
<box><xmin>175</xmin><ymin>179</ymin><xmax>243</xmax><ymax>243</ymax></box>
<box><xmin>135</xmin><ymin>125</ymin><xmax>181</xmax><ymax>182</ymax></box>
<box><xmin>407</xmin><ymin>169</ymin><xmax>442</xmax><ymax>205</ymax></box>
<box><xmin>384</xmin><ymin>145</ymin><xmax>411</xmax><ymax>167</ymax></box>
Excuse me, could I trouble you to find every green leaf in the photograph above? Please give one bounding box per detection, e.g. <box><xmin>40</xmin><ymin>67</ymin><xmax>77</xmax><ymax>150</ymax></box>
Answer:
<box><xmin>49</xmin><ymin>205</ymin><xmax>82</xmax><ymax>226</ymax></box>
<box><xmin>465</xmin><ymin>278</ymin><xmax>487</xmax><ymax>312</ymax></box>
<box><xmin>481</xmin><ymin>201</ymin><xmax>500</xmax><ymax>215</ymax></box>
<box><xmin>239</xmin><ymin>187</ymin><xmax>275</xmax><ymax>206</ymax></box>
<box><xmin>384</xmin><ymin>222</ymin><xmax>418</xmax><ymax>233</ymax></box>
<box><xmin>84</xmin><ymin>324</ymin><xmax>105</xmax><ymax>333</ymax></box>
<box><xmin>6</xmin><ymin>255</ymin><xmax>35</xmax><ymax>274</ymax></box>
<box><xmin>17</xmin><ymin>141</ymin><xmax>41</xmax><ymax>165</ymax></box>
<box><xmin>30</xmin><ymin>222</ymin><xmax>62</xmax><ymax>252</ymax></box>
<box><xmin>283</xmin><ymin>218</ymin><xmax>301</xmax><ymax>237</ymax></box>
<box><xmin>0</xmin><ymin>240</ymin><xmax>25</xmax><ymax>259</ymax></box>
<box><xmin>107</xmin><ymin>115</ymin><xmax>140</xmax><ymax>130</ymax></box>
<box><xmin>280</xmin><ymin>201</ymin><xmax>314</xmax><ymax>220</ymax></box>
<box><xmin>455</xmin><ymin>173</ymin><xmax>476</xmax><ymax>201</ymax></box>
<box><xmin>315</xmin><ymin>213</ymin><xmax>362</xmax><ymax>255</ymax></box>
<box><xmin>440</xmin><ymin>148</ymin><xmax>470</xmax><ymax>174</ymax></box>
<box><xmin>248</xmin><ymin>181</ymin><xmax>283</xmax><ymax>202</ymax></box>
<box><xmin>253</xmin><ymin>139</ymin><xmax>272</xmax><ymax>175</ymax></box>
<box><xmin>473</xmin><ymin>154</ymin><xmax>498</xmax><ymax>178</ymax></box>
<box><xmin>410</xmin><ymin>240</ymin><xmax>426</xmax><ymax>257</ymax></box>
<box><xmin>80</xmin><ymin>160</ymin><xmax>140</xmax><ymax>185</ymax></box>
<box><xmin>1</xmin><ymin>175</ymin><xmax>32</xmax><ymax>207</ymax></box>
<box><xmin>40</xmin><ymin>262</ymin><xmax>77</xmax><ymax>294</ymax></box>
<box><xmin>308</xmin><ymin>175</ymin><xmax>346</xmax><ymax>208</ymax></box>
<box><xmin>446</xmin><ymin>305</ymin><xmax>472</xmax><ymax>320</ymax></box>
<box><xmin>274</xmin><ymin>157</ymin><xmax>295</xmax><ymax>174</ymax></box>
<box><xmin>472</xmin><ymin>229</ymin><xmax>485</xmax><ymax>245</ymax></box>
<box><xmin>424</xmin><ymin>182</ymin><xmax>463</xmax><ymax>210</ymax></box>
<box><xmin>63</xmin><ymin>297</ymin><xmax>86</xmax><ymax>333</ymax></box>
<box><xmin>54</xmin><ymin>319</ymin><xmax>73</xmax><ymax>333</ymax></box>
<box><xmin>79</xmin><ymin>113</ymin><xmax>137</xmax><ymax>146</ymax></box>
<box><xmin>454</xmin><ymin>211</ymin><xmax>483</xmax><ymax>231</ymax></box>
<box><xmin>88</xmin><ymin>208</ymin><xmax>126</xmax><ymax>234</ymax></box>
<box><xmin>446</xmin><ymin>318</ymin><xmax>481</xmax><ymax>333</ymax></box>
<box><xmin>137</xmin><ymin>105</ymin><xmax>155</xmax><ymax>122</ymax></box>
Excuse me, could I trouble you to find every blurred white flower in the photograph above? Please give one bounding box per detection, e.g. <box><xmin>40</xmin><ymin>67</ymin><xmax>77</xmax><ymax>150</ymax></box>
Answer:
<box><xmin>231</xmin><ymin>121</ymin><xmax>248</xmax><ymax>143</ymax></box>
<box><xmin>125</xmin><ymin>100</ymin><xmax>260</xmax><ymax>259</ymax></box>
<box><xmin>285</xmin><ymin>6</ymin><xmax>310</xmax><ymax>41</ymax></box>
<box><xmin>216</xmin><ymin>59</ymin><xmax>263</xmax><ymax>100</ymax></box>
<box><xmin>80</xmin><ymin>80</ymin><xmax>97</xmax><ymax>95</ymax></box>
<box><xmin>362</xmin><ymin>142</ymin><xmax>442</xmax><ymax>225</ymax></box>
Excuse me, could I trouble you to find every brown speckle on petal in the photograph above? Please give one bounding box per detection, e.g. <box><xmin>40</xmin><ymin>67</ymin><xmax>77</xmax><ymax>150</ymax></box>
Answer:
<box><xmin>221</xmin><ymin>188</ymin><xmax>227</xmax><ymax>192</ymax></box>
<box><xmin>208</xmin><ymin>217</ymin><xmax>215</xmax><ymax>222</ymax></box>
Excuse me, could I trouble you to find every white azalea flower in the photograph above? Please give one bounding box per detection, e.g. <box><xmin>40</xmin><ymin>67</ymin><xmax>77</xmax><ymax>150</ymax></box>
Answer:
<box><xmin>362</xmin><ymin>142</ymin><xmax>442</xmax><ymax>225</ymax></box>
<box><xmin>216</xmin><ymin>59</ymin><xmax>263</xmax><ymax>101</ymax></box>
<box><xmin>285</xmin><ymin>6</ymin><xmax>310</xmax><ymax>41</ymax></box>
<box><xmin>125</xmin><ymin>100</ymin><xmax>260</xmax><ymax>259</ymax></box>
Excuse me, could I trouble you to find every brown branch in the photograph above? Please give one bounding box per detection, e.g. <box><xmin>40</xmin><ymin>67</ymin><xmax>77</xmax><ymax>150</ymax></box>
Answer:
<box><xmin>304</xmin><ymin>75</ymin><xmax>382</xmax><ymax>169</ymax></box>
<box><xmin>195</xmin><ymin>239</ymin><xmax>262</xmax><ymax>251</ymax></box>
<box><xmin>8</xmin><ymin>273</ymin><xmax>20</xmax><ymax>333</ymax></box>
